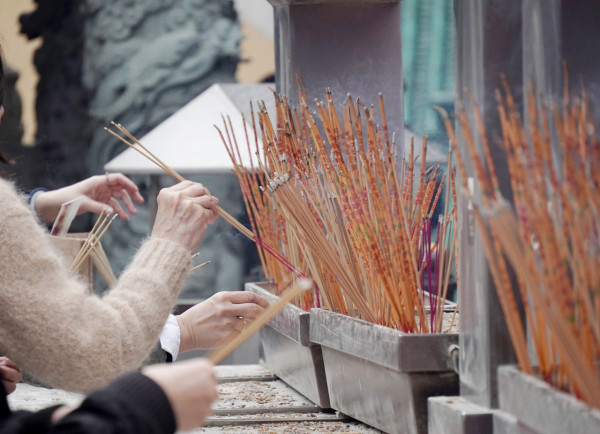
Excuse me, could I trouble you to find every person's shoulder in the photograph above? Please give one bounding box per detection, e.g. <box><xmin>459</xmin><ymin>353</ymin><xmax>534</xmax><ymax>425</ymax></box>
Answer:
<box><xmin>0</xmin><ymin>176</ymin><xmax>14</xmax><ymax>188</ymax></box>
<box><xmin>0</xmin><ymin>177</ymin><xmax>19</xmax><ymax>201</ymax></box>
<box><xmin>0</xmin><ymin>178</ymin><xmax>30</xmax><ymax>217</ymax></box>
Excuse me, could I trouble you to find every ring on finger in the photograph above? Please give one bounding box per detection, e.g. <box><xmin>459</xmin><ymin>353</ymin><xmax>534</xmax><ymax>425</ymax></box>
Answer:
<box><xmin>237</xmin><ymin>316</ymin><xmax>247</xmax><ymax>333</ymax></box>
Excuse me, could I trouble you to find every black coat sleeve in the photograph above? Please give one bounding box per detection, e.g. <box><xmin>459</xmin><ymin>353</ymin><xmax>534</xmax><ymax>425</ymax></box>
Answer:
<box><xmin>0</xmin><ymin>373</ymin><xmax>176</xmax><ymax>434</ymax></box>
<box><xmin>0</xmin><ymin>406</ymin><xmax>60</xmax><ymax>432</ymax></box>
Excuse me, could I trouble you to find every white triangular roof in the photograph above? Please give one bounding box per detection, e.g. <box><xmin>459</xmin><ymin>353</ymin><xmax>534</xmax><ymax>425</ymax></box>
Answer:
<box><xmin>104</xmin><ymin>83</ymin><xmax>272</xmax><ymax>175</ymax></box>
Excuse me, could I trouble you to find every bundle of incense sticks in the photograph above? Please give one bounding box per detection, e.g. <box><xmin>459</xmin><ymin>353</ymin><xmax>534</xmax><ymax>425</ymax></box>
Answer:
<box><xmin>219</xmin><ymin>89</ymin><xmax>457</xmax><ymax>332</ymax></box>
<box><xmin>439</xmin><ymin>75</ymin><xmax>600</xmax><ymax>408</ymax></box>
<box><xmin>69</xmin><ymin>213</ymin><xmax>118</xmax><ymax>276</ymax></box>
<box><xmin>89</xmin><ymin>241</ymin><xmax>117</xmax><ymax>287</ymax></box>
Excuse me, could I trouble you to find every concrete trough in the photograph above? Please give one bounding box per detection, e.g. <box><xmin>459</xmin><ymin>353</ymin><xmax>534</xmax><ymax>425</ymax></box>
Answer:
<box><xmin>245</xmin><ymin>282</ymin><xmax>330</xmax><ymax>408</ymax></box>
<box><xmin>310</xmin><ymin>308</ymin><xmax>459</xmax><ymax>434</ymax></box>
<box><xmin>498</xmin><ymin>365</ymin><xmax>600</xmax><ymax>434</ymax></box>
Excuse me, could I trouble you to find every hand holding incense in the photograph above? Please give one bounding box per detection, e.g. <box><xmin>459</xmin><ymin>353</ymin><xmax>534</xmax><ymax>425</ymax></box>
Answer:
<box><xmin>206</xmin><ymin>278</ymin><xmax>313</xmax><ymax>364</ymax></box>
<box><xmin>105</xmin><ymin>123</ymin><xmax>254</xmax><ymax>239</ymax></box>
<box><xmin>105</xmin><ymin>123</ymin><xmax>306</xmax><ymax>278</ymax></box>
<box><xmin>150</xmin><ymin>181</ymin><xmax>219</xmax><ymax>253</ymax></box>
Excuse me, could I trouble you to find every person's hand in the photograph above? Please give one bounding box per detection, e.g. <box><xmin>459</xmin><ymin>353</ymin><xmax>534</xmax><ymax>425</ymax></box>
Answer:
<box><xmin>151</xmin><ymin>181</ymin><xmax>219</xmax><ymax>252</ymax></box>
<box><xmin>0</xmin><ymin>356</ymin><xmax>23</xmax><ymax>395</ymax></box>
<box><xmin>34</xmin><ymin>173</ymin><xmax>145</xmax><ymax>223</ymax></box>
<box><xmin>176</xmin><ymin>291</ymin><xmax>270</xmax><ymax>352</ymax></box>
<box><xmin>142</xmin><ymin>359</ymin><xmax>217</xmax><ymax>431</ymax></box>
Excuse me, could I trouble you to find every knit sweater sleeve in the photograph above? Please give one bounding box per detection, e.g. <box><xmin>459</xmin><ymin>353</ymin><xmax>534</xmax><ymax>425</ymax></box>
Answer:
<box><xmin>0</xmin><ymin>179</ymin><xmax>192</xmax><ymax>393</ymax></box>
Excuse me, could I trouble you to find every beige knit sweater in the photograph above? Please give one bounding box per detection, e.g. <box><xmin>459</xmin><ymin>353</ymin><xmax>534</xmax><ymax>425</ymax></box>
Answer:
<box><xmin>0</xmin><ymin>178</ymin><xmax>192</xmax><ymax>393</ymax></box>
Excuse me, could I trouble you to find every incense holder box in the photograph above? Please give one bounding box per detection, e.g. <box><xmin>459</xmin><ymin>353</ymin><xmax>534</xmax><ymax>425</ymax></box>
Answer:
<box><xmin>310</xmin><ymin>308</ymin><xmax>459</xmax><ymax>434</ymax></box>
<box><xmin>498</xmin><ymin>365</ymin><xmax>600</xmax><ymax>434</ymax></box>
<box><xmin>245</xmin><ymin>282</ymin><xmax>330</xmax><ymax>408</ymax></box>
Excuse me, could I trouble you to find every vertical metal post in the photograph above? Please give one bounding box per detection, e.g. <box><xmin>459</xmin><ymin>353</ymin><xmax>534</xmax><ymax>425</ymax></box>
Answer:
<box><xmin>523</xmin><ymin>0</ymin><xmax>562</xmax><ymax>174</ymax></box>
<box><xmin>268</xmin><ymin>0</ymin><xmax>404</xmax><ymax>153</ymax></box>
<box><xmin>522</xmin><ymin>0</ymin><xmax>561</xmax><ymax>100</ymax></box>
<box><xmin>430</xmin><ymin>3</ymin><xmax>566</xmax><ymax>430</ymax></box>
<box><xmin>453</xmin><ymin>0</ymin><xmax>523</xmax><ymax>409</ymax></box>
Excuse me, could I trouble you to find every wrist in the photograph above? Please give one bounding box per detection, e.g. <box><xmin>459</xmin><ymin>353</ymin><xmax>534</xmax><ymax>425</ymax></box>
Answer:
<box><xmin>149</xmin><ymin>233</ymin><xmax>195</xmax><ymax>255</ymax></box>
<box><xmin>27</xmin><ymin>188</ymin><xmax>49</xmax><ymax>220</ymax></box>
<box><xmin>176</xmin><ymin>314</ymin><xmax>194</xmax><ymax>354</ymax></box>
<box><xmin>31</xmin><ymin>190</ymin><xmax>59</xmax><ymax>224</ymax></box>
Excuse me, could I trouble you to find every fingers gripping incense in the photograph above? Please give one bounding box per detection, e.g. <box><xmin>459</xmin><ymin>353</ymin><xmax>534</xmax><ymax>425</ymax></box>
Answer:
<box><xmin>104</xmin><ymin>123</ymin><xmax>307</xmax><ymax>282</ymax></box>
<box><xmin>207</xmin><ymin>279</ymin><xmax>313</xmax><ymax>364</ymax></box>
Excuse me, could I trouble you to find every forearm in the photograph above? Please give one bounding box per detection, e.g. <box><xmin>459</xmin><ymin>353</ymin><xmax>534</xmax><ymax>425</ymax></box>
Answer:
<box><xmin>52</xmin><ymin>372</ymin><xmax>175</xmax><ymax>434</ymax></box>
<box><xmin>0</xmin><ymin>375</ymin><xmax>175</xmax><ymax>434</ymax></box>
<box><xmin>0</xmin><ymin>200</ymin><xmax>191</xmax><ymax>392</ymax></box>
<box><xmin>0</xmin><ymin>406</ymin><xmax>60</xmax><ymax>433</ymax></box>
<box><xmin>41</xmin><ymin>239</ymin><xmax>191</xmax><ymax>392</ymax></box>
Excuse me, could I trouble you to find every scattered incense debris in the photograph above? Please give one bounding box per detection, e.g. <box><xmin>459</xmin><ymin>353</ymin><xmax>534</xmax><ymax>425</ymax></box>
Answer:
<box><xmin>215</xmin><ymin>380</ymin><xmax>313</xmax><ymax>410</ymax></box>
<box><xmin>195</xmin><ymin>420</ymin><xmax>382</xmax><ymax>433</ymax></box>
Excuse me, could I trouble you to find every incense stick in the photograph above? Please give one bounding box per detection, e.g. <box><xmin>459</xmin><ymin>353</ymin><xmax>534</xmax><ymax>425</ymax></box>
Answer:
<box><xmin>191</xmin><ymin>260</ymin><xmax>210</xmax><ymax>272</ymax></box>
<box><xmin>89</xmin><ymin>243</ymin><xmax>117</xmax><ymax>287</ymax></box>
<box><xmin>69</xmin><ymin>213</ymin><xmax>117</xmax><ymax>274</ymax></box>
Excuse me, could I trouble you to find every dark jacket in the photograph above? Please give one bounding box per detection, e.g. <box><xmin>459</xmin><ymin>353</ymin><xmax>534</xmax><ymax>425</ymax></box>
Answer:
<box><xmin>0</xmin><ymin>373</ymin><xmax>175</xmax><ymax>433</ymax></box>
